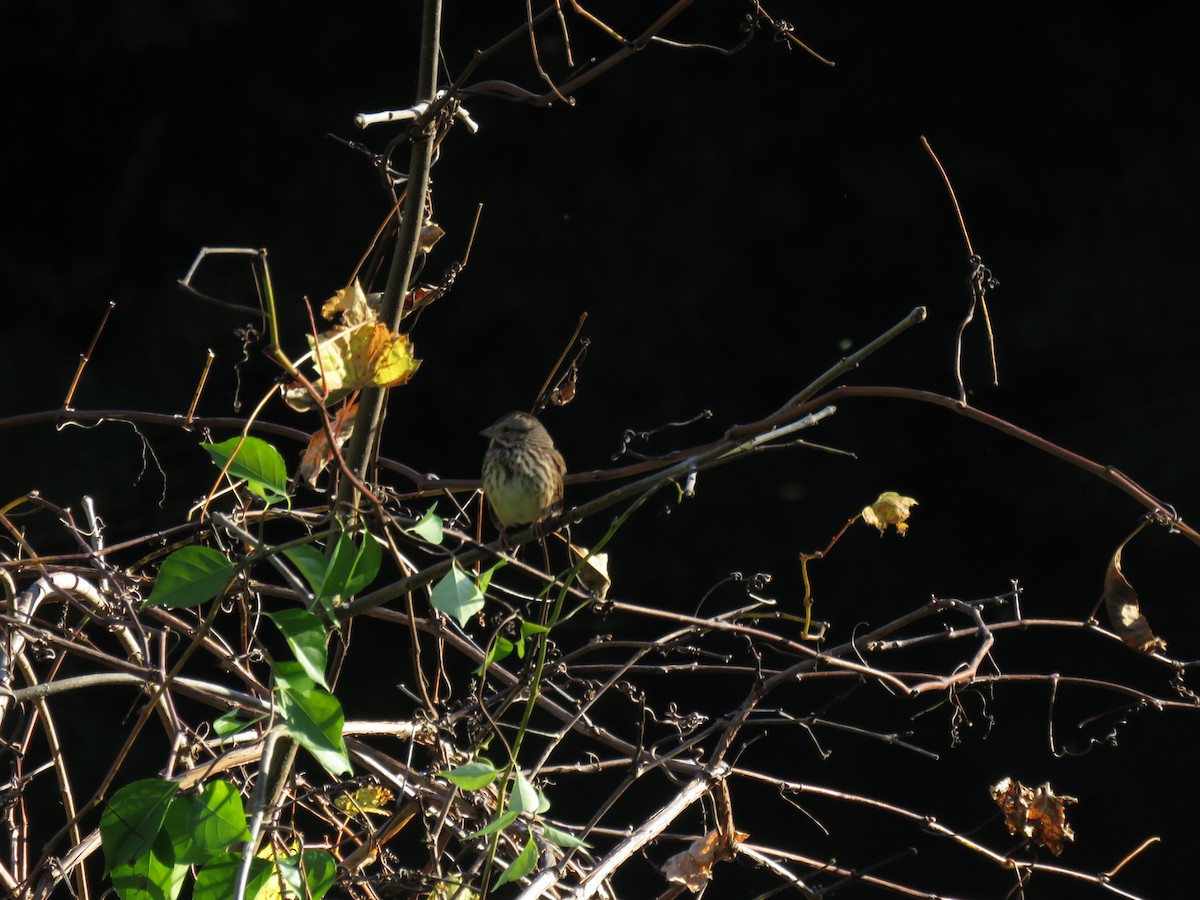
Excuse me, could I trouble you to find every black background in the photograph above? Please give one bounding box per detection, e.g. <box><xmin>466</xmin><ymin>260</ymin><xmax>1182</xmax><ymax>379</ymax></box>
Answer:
<box><xmin>3</xmin><ymin>2</ymin><xmax>1200</xmax><ymax>897</ymax></box>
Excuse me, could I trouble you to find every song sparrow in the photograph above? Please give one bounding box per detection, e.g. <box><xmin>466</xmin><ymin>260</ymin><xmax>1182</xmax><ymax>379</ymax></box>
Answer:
<box><xmin>480</xmin><ymin>411</ymin><xmax>566</xmax><ymax>529</ymax></box>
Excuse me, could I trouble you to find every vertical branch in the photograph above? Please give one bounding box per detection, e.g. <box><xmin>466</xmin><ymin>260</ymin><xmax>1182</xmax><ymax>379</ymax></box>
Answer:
<box><xmin>337</xmin><ymin>0</ymin><xmax>444</xmax><ymax>515</ymax></box>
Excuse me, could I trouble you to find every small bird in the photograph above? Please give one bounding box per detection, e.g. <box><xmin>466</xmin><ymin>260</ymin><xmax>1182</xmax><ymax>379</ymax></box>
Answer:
<box><xmin>481</xmin><ymin>411</ymin><xmax>566</xmax><ymax>529</ymax></box>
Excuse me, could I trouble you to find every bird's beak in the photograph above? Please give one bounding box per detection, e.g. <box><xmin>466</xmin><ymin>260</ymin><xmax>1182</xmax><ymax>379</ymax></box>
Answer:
<box><xmin>480</xmin><ymin>426</ymin><xmax>497</xmax><ymax>440</ymax></box>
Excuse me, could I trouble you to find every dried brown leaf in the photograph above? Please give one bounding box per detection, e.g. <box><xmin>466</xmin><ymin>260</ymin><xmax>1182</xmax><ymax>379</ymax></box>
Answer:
<box><xmin>418</xmin><ymin>220</ymin><xmax>446</xmax><ymax>254</ymax></box>
<box><xmin>321</xmin><ymin>278</ymin><xmax>377</xmax><ymax>327</ymax></box>
<box><xmin>990</xmin><ymin>777</ymin><xmax>1077</xmax><ymax>856</ymax></box>
<box><xmin>661</xmin><ymin>830</ymin><xmax>721</xmax><ymax>892</ymax></box>
<box><xmin>1101</xmin><ymin>537</ymin><xmax>1166</xmax><ymax>653</ymax></box>
<box><xmin>297</xmin><ymin>403</ymin><xmax>357</xmax><ymax>486</ymax></box>
<box><xmin>660</xmin><ymin>828</ymin><xmax>747</xmax><ymax>892</ymax></box>
<box><xmin>551</xmin><ymin>365</ymin><xmax>579</xmax><ymax>406</ymax></box>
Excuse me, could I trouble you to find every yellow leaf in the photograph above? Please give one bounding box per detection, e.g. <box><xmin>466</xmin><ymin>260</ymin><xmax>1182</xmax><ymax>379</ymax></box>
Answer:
<box><xmin>311</xmin><ymin>330</ymin><xmax>352</xmax><ymax>393</ymax></box>
<box><xmin>333</xmin><ymin>783</ymin><xmax>394</xmax><ymax>816</ymax></box>
<box><xmin>363</xmin><ymin>322</ymin><xmax>421</xmax><ymax>387</ymax></box>
<box><xmin>253</xmin><ymin>840</ymin><xmax>301</xmax><ymax>900</ymax></box>
<box><xmin>862</xmin><ymin>491</ymin><xmax>918</xmax><ymax>535</ymax></box>
<box><xmin>312</xmin><ymin>323</ymin><xmax>421</xmax><ymax>394</ymax></box>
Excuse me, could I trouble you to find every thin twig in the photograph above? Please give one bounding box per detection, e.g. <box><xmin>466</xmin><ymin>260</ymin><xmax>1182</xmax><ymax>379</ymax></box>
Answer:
<box><xmin>921</xmin><ymin>136</ymin><xmax>973</xmax><ymax>257</ymax></box>
<box><xmin>527</xmin><ymin>0</ymin><xmax>700</xmax><ymax>106</ymax></box>
<box><xmin>1104</xmin><ymin>836</ymin><xmax>1161</xmax><ymax>878</ymax></box>
<box><xmin>63</xmin><ymin>301</ymin><xmax>116</xmax><ymax>408</ymax></box>
<box><xmin>185</xmin><ymin>349</ymin><xmax>215</xmax><ymax>425</ymax></box>
<box><xmin>533</xmin><ymin>312</ymin><xmax>588</xmax><ymax>413</ymax></box>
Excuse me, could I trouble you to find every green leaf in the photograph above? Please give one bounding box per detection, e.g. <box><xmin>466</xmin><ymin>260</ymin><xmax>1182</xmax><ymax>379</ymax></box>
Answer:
<box><xmin>283</xmin><ymin>530</ymin><xmax>380</xmax><ymax>606</ymax></box>
<box><xmin>273</xmin><ymin>660</ymin><xmax>314</xmax><ymax>692</ymax></box>
<box><xmin>430</xmin><ymin>564</ymin><xmax>485</xmax><ymax>628</ymax></box>
<box><xmin>275</xmin><ymin>662</ymin><xmax>352</xmax><ymax>776</ymax></box>
<box><xmin>542</xmin><ymin>822</ymin><xmax>591</xmax><ymax>849</ymax></box>
<box><xmin>283</xmin><ymin>544</ymin><xmax>327</xmax><ymax>596</ymax></box>
<box><xmin>212</xmin><ymin>709</ymin><xmax>261</xmax><ymax>739</ymax></box>
<box><xmin>144</xmin><ymin>546</ymin><xmax>235</xmax><ymax>609</ymax></box>
<box><xmin>156</xmin><ymin>781</ymin><xmax>250</xmax><ymax>870</ymax></box>
<box><xmin>494</xmin><ymin>833</ymin><xmax>538</xmax><ymax>888</ymax></box>
<box><xmin>440</xmin><ymin>760</ymin><xmax>500</xmax><ymax>791</ymax></box>
<box><xmin>187</xmin><ymin>781</ymin><xmax>251</xmax><ymax>860</ymax></box>
<box><xmin>464</xmin><ymin>809</ymin><xmax>519</xmax><ymax>840</ymax></box>
<box><xmin>339</xmin><ymin>530</ymin><xmax>382</xmax><ymax>597</ymax></box>
<box><xmin>475</xmin><ymin>635</ymin><xmax>515</xmax><ymax>674</ymax></box>
<box><xmin>409</xmin><ymin>504</ymin><xmax>444</xmax><ymax>544</ymax></box>
<box><xmin>521</xmin><ymin>620</ymin><xmax>551</xmax><ymax>638</ymax></box>
<box><xmin>109</xmin><ymin>839</ymin><xmax>188</xmax><ymax>900</ymax></box>
<box><xmin>101</xmin><ymin>779</ymin><xmax>179</xmax><ymax>873</ymax></box>
<box><xmin>321</xmin><ymin>529</ymin><xmax>359</xmax><ymax>600</ymax></box>
<box><xmin>275</xmin><ymin>849</ymin><xmax>337</xmax><ymax>900</ymax></box>
<box><xmin>267</xmin><ymin>608</ymin><xmax>329</xmax><ymax>689</ymax></box>
<box><xmin>510</xmin><ymin>770</ymin><xmax>545</xmax><ymax>815</ymax></box>
<box><xmin>476</xmin><ymin>560</ymin><xmax>505</xmax><ymax>593</ymax></box>
<box><xmin>515</xmin><ymin>619</ymin><xmax>551</xmax><ymax>660</ymax></box>
<box><xmin>157</xmin><ymin>794</ymin><xmax>204</xmax><ymax>867</ymax></box>
<box><xmin>345</xmin><ymin>531</ymin><xmax>381</xmax><ymax>595</ymax></box>
<box><xmin>202</xmin><ymin>436</ymin><xmax>291</xmax><ymax>506</ymax></box>
<box><xmin>193</xmin><ymin>853</ymin><xmax>273</xmax><ymax>900</ymax></box>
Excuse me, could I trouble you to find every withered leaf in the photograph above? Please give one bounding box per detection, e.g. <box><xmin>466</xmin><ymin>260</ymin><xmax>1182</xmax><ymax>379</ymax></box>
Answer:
<box><xmin>568</xmin><ymin>543</ymin><xmax>611</xmax><ymax>600</ymax></box>
<box><xmin>1101</xmin><ymin>537</ymin><xmax>1166</xmax><ymax>653</ymax></box>
<box><xmin>660</xmin><ymin>828</ymin><xmax>748</xmax><ymax>892</ymax></box>
<box><xmin>990</xmin><ymin>777</ymin><xmax>1077</xmax><ymax>856</ymax></box>
<box><xmin>321</xmin><ymin>278</ymin><xmax>377</xmax><ymax>327</ymax></box>
<box><xmin>551</xmin><ymin>365</ymin><xmax>579</xmax><ymax>406</ymax></box>
<box><xmin>418</xmin><ymin>220</ymin><xmax>446</xmax><ymax>254</ymax></box>
<box><xmin>297</xmin><ymin>403</ymin><xmax>357</xmax><ymax>486</ymax></box>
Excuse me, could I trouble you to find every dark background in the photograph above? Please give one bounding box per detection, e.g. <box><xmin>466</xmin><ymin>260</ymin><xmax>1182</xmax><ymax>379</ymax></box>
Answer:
<box><xmin>3</xmin><ymin>2</ymin><xmax>1199</xmax><ymax>896</ymax></box>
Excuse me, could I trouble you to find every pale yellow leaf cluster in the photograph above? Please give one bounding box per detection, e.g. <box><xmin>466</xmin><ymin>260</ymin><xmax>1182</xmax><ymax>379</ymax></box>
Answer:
<box><xmin>861</xmin><ymin>491</ymin><xmax>918</xmax><ymax>535</ymax></box>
